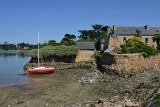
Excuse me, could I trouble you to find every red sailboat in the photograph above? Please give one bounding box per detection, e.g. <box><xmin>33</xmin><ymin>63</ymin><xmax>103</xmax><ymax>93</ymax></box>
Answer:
<box><xmin>27</xmin><ymin>32</ymin><xmax>55</xmax><ymax>74</ymax></box>
<box><xmin>28</xmin><ymin>67</ymin><xmax>55</xmax><ymax>74</ymax></box>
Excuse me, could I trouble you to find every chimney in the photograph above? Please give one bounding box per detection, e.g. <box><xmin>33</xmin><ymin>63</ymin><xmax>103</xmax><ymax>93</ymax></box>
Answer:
<box><xmin>113</xmin><ymin>25</ymin><xmax>117</xmax><ymax>30</ymax></box>
<box><xmin>145</xmin><ymin>25</ymin><xmax>149</xmax><ymax>30</ymax></box>
<box><xmin>107</xmin><ymin>27</ymin><xmax>112</xmax><ymax>35</ymax></box>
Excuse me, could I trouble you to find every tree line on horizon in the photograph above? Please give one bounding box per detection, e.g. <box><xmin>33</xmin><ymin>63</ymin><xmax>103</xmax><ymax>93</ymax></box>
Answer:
<box><xmin>0</xmin><ymin>42</ymin><xmax>38</xmax><ymax>50</ymax></box>
<box><xmin>0</xmin><ymin>24</ymin><xmax>109</xmax><ymax>50</ymax></box>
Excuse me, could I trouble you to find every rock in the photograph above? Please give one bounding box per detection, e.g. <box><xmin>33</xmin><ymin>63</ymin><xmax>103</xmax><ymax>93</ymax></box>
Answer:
<box><xmin>125</xmin><ymin>100</ymin><xmax>139</xmax><ymax>107</ymax></box>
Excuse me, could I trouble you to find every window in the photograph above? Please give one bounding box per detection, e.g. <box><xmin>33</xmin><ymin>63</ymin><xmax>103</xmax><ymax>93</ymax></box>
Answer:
<box><xmin>145</xmin><ymin>38</ymin><xmax>148</xmax><ymax>43</ymax></box>
<box><xmin>123</xmin><ymin>37</ymin><xmax>126</xmax><ymax>43</ymax></box>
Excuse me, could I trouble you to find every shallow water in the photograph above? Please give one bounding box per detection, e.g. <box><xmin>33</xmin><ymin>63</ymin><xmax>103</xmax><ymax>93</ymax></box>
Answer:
<box><xmin>0</xmin><ymin>51</ymin><xmax>31</xmax><ymax>86</ymax></box>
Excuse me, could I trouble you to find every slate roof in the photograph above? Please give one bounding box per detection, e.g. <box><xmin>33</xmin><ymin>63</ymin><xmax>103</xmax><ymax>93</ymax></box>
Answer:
<box><xmin>104</xmin><ymin>47</ymin><xmax>115</xmax><ymax>53</ymax></box>
<box><xmin>113</xmin><ymin>27</ymin><xmax>160</xmax><ymax>37</ymax></box>
<box><xmin>76</xmin><ymin>42</ymin><xmax>95</xmax><ymax>50</ymax></box>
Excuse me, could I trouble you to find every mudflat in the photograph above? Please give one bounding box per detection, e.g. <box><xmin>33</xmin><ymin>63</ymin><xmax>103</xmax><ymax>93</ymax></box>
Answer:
<box><xmin>0</xmin><ymin>68</ymin><xmax>160</xmax><ymax>107</ymax></box>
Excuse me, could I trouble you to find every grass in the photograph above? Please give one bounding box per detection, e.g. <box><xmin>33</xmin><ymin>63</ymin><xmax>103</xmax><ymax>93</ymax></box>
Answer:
<box><xmin>90</xmin><ymin>54</ymin><xmax>95</xmax><ymax>58</ymax></box>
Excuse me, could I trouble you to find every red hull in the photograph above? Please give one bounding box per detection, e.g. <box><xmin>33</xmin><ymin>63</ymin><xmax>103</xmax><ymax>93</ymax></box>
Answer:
<box><xmin>28</xmin><ymin>68</ymin><xmax>55</xmax><ymax>74</ymax></box>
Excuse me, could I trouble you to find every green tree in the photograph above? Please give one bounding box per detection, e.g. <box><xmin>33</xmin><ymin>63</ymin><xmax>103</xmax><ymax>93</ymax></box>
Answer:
<box><xmin>48</xmin><ymin>40</ymin><xmax>56</xmax><ymax>46</ymax></box>
<box><xmin>78</xmin><ymin>24</ymin><xmax>109</xmax><ymax>41</ymax></box>
<box><xmin>153</xmin><ymin>33</ymin><xmax>160</xmax><ymax>50</ymax></box>
<box><xmin>62</xmin><ymin>34</ymin><xmax>76</xmax><ymax>42</ymax></box>
<box><xmin>60</xmin><ymin>34</ymin><xmax>76</xmax><ymax>46</ymax></box>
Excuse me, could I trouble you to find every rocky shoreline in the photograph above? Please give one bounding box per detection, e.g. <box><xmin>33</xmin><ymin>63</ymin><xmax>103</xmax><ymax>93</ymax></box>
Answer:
<box><xmin>22</xmin><ymin>58</ymin><xmax>160</xmax><ymax>107</ymax></box>
<box><xmin>78</xmin><ymin>67</ymin><xmax>160</xmax><ymax>107</ymax></box>
<box><xmin>0</xmin><ymin>66</ymin><xmax>160</xmax><ymax>106</ymax></box>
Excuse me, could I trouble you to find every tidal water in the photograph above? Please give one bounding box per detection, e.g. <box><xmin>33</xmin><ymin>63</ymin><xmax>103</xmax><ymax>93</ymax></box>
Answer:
<box><xmin>0</xmin><ymin>51</ymin><xmax>31</xmax><ymax>86</ymax></box>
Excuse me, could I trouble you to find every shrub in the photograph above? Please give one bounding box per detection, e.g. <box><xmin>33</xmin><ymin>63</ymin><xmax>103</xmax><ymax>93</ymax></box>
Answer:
<box><xmin>29</xmin><ymin>45</ymin><xmax>79</xmax><ymax>58</ymax></box>
<box><xmin>154</xmin><ymin>92</ymin><xmax>160</xmax><ymax>106</ymax></box>
<box><xmin>141</xmin><ymin>52</ymin><xmax>148</xmax><ymax>57</ymax></box>
<box><xmin>121</xmin><ymin>37</ymin><xmax>158</xmax><ymax>57</ymax></box>
<box><xmin>125</xmin><ymin>37</ymin><xmax>145</xmax><ymax>53</ymax></box>
<box><xmin>120</xmin><ymin>44</ymin><xmax>130</xmax><ymax>53</ymax></box>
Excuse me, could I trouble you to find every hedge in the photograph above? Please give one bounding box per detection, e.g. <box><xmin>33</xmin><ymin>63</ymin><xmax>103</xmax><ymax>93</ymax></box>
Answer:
<box><xmin>29</xmin><ymin>45</ymin><xmax>79</xmax><ymax>58</ymax></box>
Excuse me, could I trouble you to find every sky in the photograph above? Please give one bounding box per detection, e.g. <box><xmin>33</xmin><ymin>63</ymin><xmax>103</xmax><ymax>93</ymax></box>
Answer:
<box><xmin>0</xmin><ymin>0</ymin><xmax>160</xmax><ymax>44</ymax></box>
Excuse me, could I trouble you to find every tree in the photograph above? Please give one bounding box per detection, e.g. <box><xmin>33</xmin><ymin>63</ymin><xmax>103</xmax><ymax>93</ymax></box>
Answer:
<box><xmin>63</xmin><ymin>34</ymin><xmax>76</xmax><ymax>42</ymax></box>
<box><xmin>48</xmin><ymin>40</ymin><xmax>56</xmax><ymax>46</ymax></box>
<box><xmin>60</xmin><ymin>34</ymin><xmax>76</xmax><ymax>46</ymax></box>
<box><xmin>153</xmin><ymin>33</ymin><xmax>160</xmax><ymax>50</ymax></box>
<box><xmin>78</xmin><ymin>24</ymin><xmax>109</xmax><ymax>41</ymax></box>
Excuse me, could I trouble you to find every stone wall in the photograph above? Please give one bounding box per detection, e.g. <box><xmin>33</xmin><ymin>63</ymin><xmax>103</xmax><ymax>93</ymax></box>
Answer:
<box><xmin>24</xmin><ymin>60</ymin><xmax>96</xmax><ymax>72</ymax></box>
<box><xmin>75</xmin><ymin>50</ymin><xmax>95</xmax><ymax>62</ymax></box>
<box><xmin>100</xmin><ymin>52</ymin><xmax>160</xmax><ymax>77</ymax></box>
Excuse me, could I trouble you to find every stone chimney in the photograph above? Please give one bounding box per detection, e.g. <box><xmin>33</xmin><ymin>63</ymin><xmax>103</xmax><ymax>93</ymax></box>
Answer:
<box><xmin>107</xmin><ymin>27</ymin><xmax>112</xmax><ymax>35</ymax></box>
<box><xmin>113</xmin><ymin>25</ymin><xmax>117</xmax><ymax>30</ymax></box>
<box><xmin>145</xmin><ymin>25</ymin><xmax>149</xmax><ymax>30</ymax></box>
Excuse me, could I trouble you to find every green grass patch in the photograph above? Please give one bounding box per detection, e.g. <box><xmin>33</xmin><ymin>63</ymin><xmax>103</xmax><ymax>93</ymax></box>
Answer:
<box><xmin>90</xmin><ymin>54</ymin><xmax>95</xmax><ymax>58</ymax></box>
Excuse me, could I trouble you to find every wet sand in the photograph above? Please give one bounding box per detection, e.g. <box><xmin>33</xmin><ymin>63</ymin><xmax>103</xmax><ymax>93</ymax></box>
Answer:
<box><xmin>0</xmin><ymin>68</ymin><xmax>160</xmax><ymax>107</ymax></box>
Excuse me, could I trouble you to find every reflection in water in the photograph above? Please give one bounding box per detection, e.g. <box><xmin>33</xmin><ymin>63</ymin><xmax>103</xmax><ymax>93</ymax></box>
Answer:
<box><xmin>0</xmin><ymin>51</ymin><xmax>31</xmax><ymax>86</ymax></box>
<box><xmin>28</xmin><ymin>74</ymin><xmax>50</xmax><ymax>80</ymax></box>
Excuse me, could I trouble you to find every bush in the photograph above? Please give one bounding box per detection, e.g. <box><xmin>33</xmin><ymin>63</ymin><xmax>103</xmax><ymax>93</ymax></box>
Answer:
<box><xmin>29</xmin><ymin>45</ymin><xmax>79</xmax><ymax>58</ymax></box>
<box><xmin>120</xmin><ymin>44</ymin><xmax>130</xmax><ymax>53</ymax></box>
<box><xmin>121</xmin><ymin>37</ymin><xmax>158</xmax><ymax>57</ymax></box>
<box><xmin>141</xmin><ymin>52</ymin><xmax>148</xmax><ymax>57</ymax></box>
<box><xmin>154</xmin><ymin>92</ymin><xmax>160</xmax><ymax>106</ymax></box>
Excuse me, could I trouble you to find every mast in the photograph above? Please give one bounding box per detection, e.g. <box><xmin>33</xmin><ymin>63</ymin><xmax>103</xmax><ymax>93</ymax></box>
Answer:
<box><xmin>38</xmin><ymin>32</ymin><xmax>40</xmax><ymax>67</ymax></box>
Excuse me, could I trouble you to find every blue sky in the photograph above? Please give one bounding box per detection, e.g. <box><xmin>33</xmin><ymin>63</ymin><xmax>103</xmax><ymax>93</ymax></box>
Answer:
<box><xmin>0</xmin><ymin>0</ymin><xmax>160</xmax><ymax>44</ymax></box>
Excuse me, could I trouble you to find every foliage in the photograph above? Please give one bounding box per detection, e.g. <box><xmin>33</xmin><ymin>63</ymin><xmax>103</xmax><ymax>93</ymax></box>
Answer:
<box><xmin>48</xmin><ymin>40</ymin><xmax>56</xmax><ymax>46</ymax></box>
<box><xmin>140</xmin><ymin>52</ymin><xmax>148</xmax><ymax>57</ymax></box>
<box><xmin>60</xmin><ymin>34</ymin><xmax>76</xmax><ymax>46</ymax></box>
<box><xmin>60</xmin><ymin>40</ymin><xmax>76</xmax><ymax>46</ymax></box>
<box><xmin>121</xmin><ymin>37</ymin><xmax>158</xmax><ymax>57</ymax></box>
<box><xmin>154</xmin><ymin>92</ymin><xmax>160</xmax><ymax>106</ymax></box>
<box><xmin>64</xmin><ymin>34</ymin><xmax>76</xmax><ymax>40</ymax></box>
<box><xmin>29</xmin><ymin>45</ymin><xmax>79</xmax><ymax>58</ymax></box>
<box><xmin>61</xmin><ymin>34</ymin><xmax>76</xmax><ymax>42</ymax></box>
<box><xmin>78</xmin><ymin>24</ymin><xmax>109</xmax><ymax>41</ymax></box>
<box><xmin>135</xmin><ymin>33</ymin><xmax>141</xmax><ymax>38</ymax></box>
<box><xmin>77</xmin><ymin>39</ymin><xmax>93</xmax><ymax>42</ymax></box>
<box><xmin>120</xmin><ymin>45</ymin><xmax>130</xmax><ymax>53</ymax></box>
<box><xmin>95</xmin><ymin>32</ymin><xmax>108</xmax><ymax>50</ymax></box>
<box><xmin>153</xmin><ymin>33</ymin><xmax>160</xmax><ymax>50</ymax></box>
<box><xmin>90</xmin><ymin>54</ymin><xmax>95</xmax><ymax>59</ymax></box>
<box><xmin>0</xmin><ymin>42</ymin><xmax>38</xmax><ymax>50</ymax></box>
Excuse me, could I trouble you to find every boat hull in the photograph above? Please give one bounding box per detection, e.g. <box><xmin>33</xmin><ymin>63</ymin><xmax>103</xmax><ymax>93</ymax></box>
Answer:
<box><xmin>28</xmin><ymin>68</ymin><xmax>55</xmax><ymax>74</ymax></box>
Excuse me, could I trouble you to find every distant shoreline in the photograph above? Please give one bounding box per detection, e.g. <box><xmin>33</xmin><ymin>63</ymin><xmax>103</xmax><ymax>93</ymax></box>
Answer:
<box><xmin>0</xmin><ymin>50</ymin><xmax>30</xmax><ymax>51</ymax></box>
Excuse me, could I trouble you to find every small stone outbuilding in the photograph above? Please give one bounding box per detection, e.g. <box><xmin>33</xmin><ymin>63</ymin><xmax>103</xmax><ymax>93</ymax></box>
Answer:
<box><xmin>76</xmin><ymin>42</ymin><xmax>95</xmax><ymax>62</ymax></box>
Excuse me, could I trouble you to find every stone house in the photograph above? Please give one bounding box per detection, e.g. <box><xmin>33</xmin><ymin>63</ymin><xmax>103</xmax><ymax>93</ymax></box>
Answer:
<box><xmin>101</xmin><ymin>25</ymin><xmax>160</xmax><ymax>51</ymax></box>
